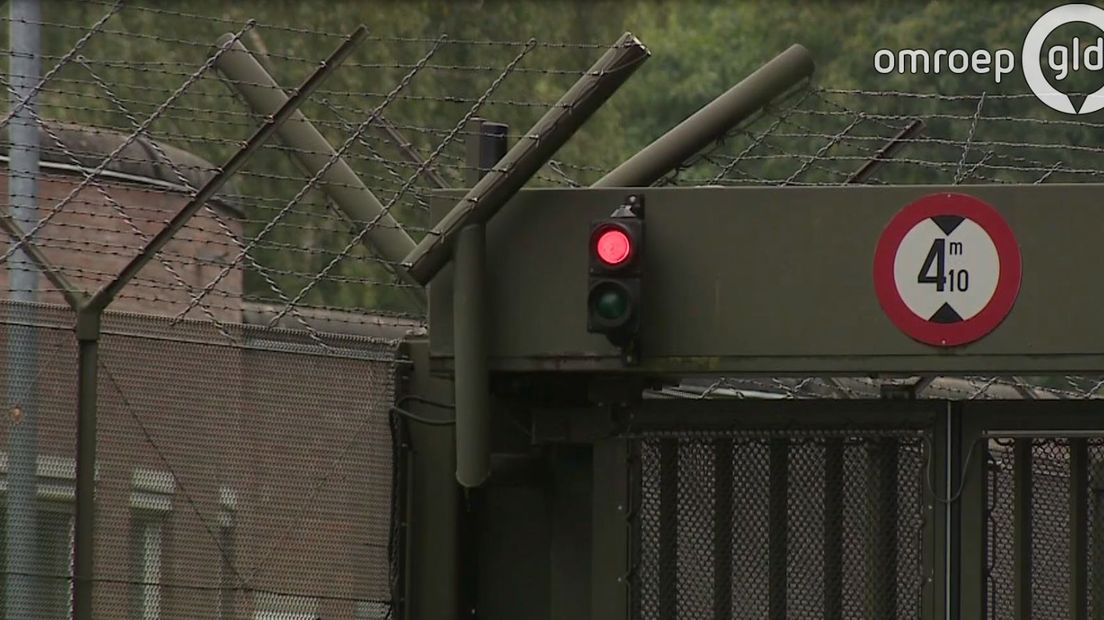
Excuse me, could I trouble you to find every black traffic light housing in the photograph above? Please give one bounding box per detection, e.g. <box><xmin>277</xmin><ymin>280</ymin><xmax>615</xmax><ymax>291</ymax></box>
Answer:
<box><xmin>588</xmin><ymin>194</ymin><xmax>644</xmax><ymax>364</ymax></box>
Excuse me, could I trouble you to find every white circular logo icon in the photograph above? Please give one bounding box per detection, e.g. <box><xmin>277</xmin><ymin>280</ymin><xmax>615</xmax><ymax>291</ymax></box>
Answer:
<box><xmin>1024</xmin><ymin>3</ymin><xmax>1104</xmax><ymax>114</ymax></box>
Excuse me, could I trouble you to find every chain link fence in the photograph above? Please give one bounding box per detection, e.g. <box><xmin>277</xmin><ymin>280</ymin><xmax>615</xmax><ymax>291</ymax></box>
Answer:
<box><xmin>0</xmin><ymin>300</ymin><xmax>401</xmax><ymax>618</ymax></box>
<box><xmin>0</xmin><ymin>3</ymin><xmax>626</xmax><ymax>618</ymax></box>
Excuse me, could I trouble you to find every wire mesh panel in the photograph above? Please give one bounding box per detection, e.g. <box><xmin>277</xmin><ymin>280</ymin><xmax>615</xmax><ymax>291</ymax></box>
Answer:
<box><xmin>985</xmin><ymin>437</ymin><xmax>1104</xmax><ymax>620</ymax></box>
<box><xmin>0</xmin><ymin>302</ymin><xmax>77</xmax><ymax>620</ymax></box>
<box><xmin>0</xmin><ymin>301</ymin><xmax>401</xmax><ymax>619</ymax></box>
<box><xmin>633</xmin><ymin>430</ymin><xmax>927</xmax><ymax>620</ymax></box>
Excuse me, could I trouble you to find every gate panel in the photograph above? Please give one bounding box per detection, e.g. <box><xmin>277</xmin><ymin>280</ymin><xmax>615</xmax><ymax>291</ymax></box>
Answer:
<box><xmin>631</xmin><ymin>424</ymin><xmax>930</xmax><ymax>619</ymax></box>
<box><xmin>984</xmin><ymin>436</ymin><xmax>1104</xmax><ymax>620</ymax></box>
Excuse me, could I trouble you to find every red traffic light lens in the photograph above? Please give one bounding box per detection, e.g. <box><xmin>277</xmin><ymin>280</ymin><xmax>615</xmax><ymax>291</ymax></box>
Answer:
<box><xmin>595</xmin><ymin>227</ymin><xmax>632</xmax><ymax>266</ymax></box>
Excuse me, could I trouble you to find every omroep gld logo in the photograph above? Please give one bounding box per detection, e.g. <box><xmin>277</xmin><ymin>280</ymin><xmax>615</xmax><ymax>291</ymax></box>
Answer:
<box><xmin>874</xmin><ymin>3</ymin><xmax>1104</xmax><ymax>114</ymax></box>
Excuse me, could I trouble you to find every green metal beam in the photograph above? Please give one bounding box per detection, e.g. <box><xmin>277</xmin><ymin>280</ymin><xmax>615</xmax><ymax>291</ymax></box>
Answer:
<box><xmin>594</xmin><ymin>44</ymin><xmax>813</xmax><ymax>188</ymax></box>
<box><xmin>428</xmin><ymin>184</ymin><xmax>1104</xmax><ymax>375</ymax></box>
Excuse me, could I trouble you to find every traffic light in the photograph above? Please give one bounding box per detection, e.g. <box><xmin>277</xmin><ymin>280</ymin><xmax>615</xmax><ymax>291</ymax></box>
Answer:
<box><xmin>588</xmin><ymin>194</ymin><xmax>644</xmax><ymax>362</ymax></box>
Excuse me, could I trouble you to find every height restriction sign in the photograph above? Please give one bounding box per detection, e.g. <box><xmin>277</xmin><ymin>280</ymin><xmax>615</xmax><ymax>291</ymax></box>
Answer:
<box><xmin>873</xmin><ymin>193</ymin><xmax>1021</xmax><ymax>347</ymax></box>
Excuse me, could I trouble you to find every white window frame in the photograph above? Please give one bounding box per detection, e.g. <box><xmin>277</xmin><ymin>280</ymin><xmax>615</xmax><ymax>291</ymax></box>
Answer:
<box><xmin>131</xmin><ymin>468</ymin><xmax>174</xmax><ymax>620</ymax></box>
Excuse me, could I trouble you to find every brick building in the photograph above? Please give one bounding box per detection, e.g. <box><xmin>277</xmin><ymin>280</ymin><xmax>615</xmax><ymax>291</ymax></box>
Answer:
<box><xmin>0</xmin><ymin>124</ymin><xmax>404</xmax><ymax>619</ymax></box>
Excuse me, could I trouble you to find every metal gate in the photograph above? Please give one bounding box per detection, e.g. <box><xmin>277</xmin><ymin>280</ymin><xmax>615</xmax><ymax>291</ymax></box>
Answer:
<box><xmin>614</xmin><ymin>399</ymin><xmax>1104</xmax><ymax>620</ymax></box>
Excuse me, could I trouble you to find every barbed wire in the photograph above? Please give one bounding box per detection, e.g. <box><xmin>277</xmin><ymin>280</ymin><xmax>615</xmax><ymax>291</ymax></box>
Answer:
<box><xmin>2</xmin><ymin>3</ymin><xmax>1104</xmax><ymax>366</ymax></box>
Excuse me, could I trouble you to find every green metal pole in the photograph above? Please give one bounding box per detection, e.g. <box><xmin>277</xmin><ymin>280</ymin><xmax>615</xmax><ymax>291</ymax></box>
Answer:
<box><xmin>71</xmin><ymin>308</ymin><xmax>100</xmax><ymax>620</ymax></box>
<box><xmin>593</xmin><ymin>44</ymin><xmax>813</xmax><ymax>188</ymax></box>
<box><xmin>453</xmin><ymin>223</ymin><xmax>489</xmax><ymax>487</ymax></box>
<box><xmin>453</xmin><ymin>119</ymin><xmax>506</xmax><ymax>488</ymax></box>
<box><xmin>403</xmin><ymin>32</ymin><xmax>650</xmax><ymax>285</ymax></box>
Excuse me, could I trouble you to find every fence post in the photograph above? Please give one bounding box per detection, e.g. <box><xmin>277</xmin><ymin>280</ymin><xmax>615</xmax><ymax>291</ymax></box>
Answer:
<box><xmin>71</xmin><ymin>308</ymin><xmax>101</xmax><ymax>620</ymax></box>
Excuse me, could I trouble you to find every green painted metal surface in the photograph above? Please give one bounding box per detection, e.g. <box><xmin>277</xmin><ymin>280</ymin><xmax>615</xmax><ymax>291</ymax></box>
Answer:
<box><xmin>429</xmin><ymin>184</ymin><xmax>1104</xmax><ymax>374</ymax></box>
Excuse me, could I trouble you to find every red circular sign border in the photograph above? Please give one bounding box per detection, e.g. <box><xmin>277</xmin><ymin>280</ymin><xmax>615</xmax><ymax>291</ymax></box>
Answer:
<box><xmin>872</xmin><ymin>193</ymin><xmax>1021</xmax><ymax>347</ymax></box>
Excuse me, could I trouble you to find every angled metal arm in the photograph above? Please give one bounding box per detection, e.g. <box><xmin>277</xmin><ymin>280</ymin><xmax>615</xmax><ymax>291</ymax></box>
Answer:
<box><xmin>212</xmin><ymin>32</ymin><xmax>421</xmax><ymax>290</ymax></box>
<box><xmin>846</xmin><ymin>119</ymin><xmax>925</xmax><ymax>184</ymax></box>
<box><xmin>85</xmin><ymin>26</ymin><xmax>368</xmax><ymax>313</ymax></box>
<box><xmin>593</xmin><ymin>44</ymin><xmax>814</xmax><ymax>188</ymax></box>
<box><xmin>0</xmin><ymin>214</ymin><xmax>85</xmax><ymax>309</ymax></box>
<box><xmin>402</xmin><ymin>32</ymin><xmax>650</xmax><ymax>285</ymax></box>
<box><xmin>373</xmin><ymin>114</ymin><xmax>450</xmax><ymax>189</ymax></box>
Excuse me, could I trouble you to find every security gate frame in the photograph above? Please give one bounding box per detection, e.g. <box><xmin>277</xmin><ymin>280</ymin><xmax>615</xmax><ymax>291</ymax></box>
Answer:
<box><xmin>397</xmin><ymin>385</ymin><xmax>1104</xmax><ymax>620</ymax></box>
<box><xmin>396</xmin><ymin>129</ymin><xmax>1104</xmax><ymax>620</ymax></box>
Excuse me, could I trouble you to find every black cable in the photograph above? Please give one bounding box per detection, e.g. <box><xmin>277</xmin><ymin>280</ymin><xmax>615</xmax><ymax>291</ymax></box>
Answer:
<box><xmin>395</xmin><ymin>394</ymin><xmax>456</xmax><ymax>410</ymax></box>
<box><xmin>391</xmin><ymin>405</ymin><xmax>455</xmax><ymax>426</ymax></box>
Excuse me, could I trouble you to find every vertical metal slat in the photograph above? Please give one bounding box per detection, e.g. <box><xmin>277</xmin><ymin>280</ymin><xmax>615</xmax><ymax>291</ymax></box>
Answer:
<box><xmin>768</xmin><ymin>439</ymin><xmax>788</xmax><ymax>620</ymax></box>
<box><xmin>1071</xmin><ymin>439</ymin><xmax>1089</xmax><ymax>620</ymax></box>
<box><xmin>1091</xmin><ymin>459</ymin><xmax>1104</xmax><ymax>620</ymax></box>
<box><xmin>823</xmin><ymin>439</ymin><xmax>844</xmax><ymax>620</ymax></box>
<box><xmin>713</xmin><ymin>438</ymin><xmax>734</xmax><ymax>619</ymax></box>
<box><xmin>658</xmin><ymin>439</ymin><xmax>679</xmax><ymax>620</ymax></box>
<box><xmin>1013</xmin><ymin>439</ymin><xmax>1033</xmax><ymax>620</ymax></box>
<box><xmin>868</xmin><ymin>438</ymin><xmax>899</xmax><ymax>619</ymax></box>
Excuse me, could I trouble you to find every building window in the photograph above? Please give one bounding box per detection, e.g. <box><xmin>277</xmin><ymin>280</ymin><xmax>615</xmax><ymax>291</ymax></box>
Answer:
<box><xmin>0</xmin><ymin>453</ymin><xmax>76</xmax><ymax>618</ymax></box>
<box><xmin>218</xmin><ymin>487</ymin><xmax>237</xmax><ymax>620</ymax></box>
<box><xmin>130</xmin><ymin>468</ymin><xmax>174</xmax><ymax>620</ymax></box>
<box><xmin>253</xmin><ymin>593</ymin><xmax>318</xmax><ymax>620</ymax></box>
<box><xmin>355</xmin><ymin>601</ymin><xmax>390</xmax><ymax>620</ymax></box>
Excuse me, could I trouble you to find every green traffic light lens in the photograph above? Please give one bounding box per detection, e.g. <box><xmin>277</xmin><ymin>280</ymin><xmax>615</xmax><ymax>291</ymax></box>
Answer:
<box><xmin>594</xmin><ymin>287</ymin><xmax>629</xmax><ymax>320</ymax></box>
